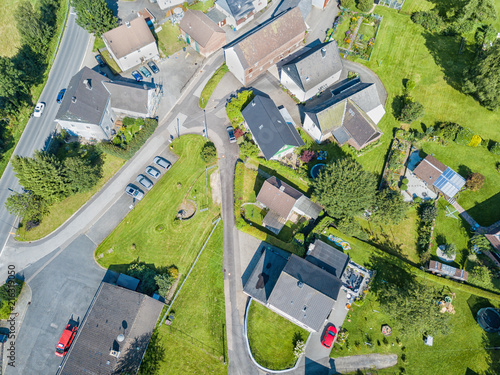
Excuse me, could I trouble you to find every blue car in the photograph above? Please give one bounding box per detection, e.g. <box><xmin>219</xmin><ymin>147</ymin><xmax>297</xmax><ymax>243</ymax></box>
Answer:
<box><xmin>139</xmin><ymin>66</ymin><xmax>151</xmax><ymax>78</ymax></box>
<box><xmin>56</xmin><ymin>89</ymin><xmax>66</xmax><ymax>104</ymax></box>
<box><xmin>131</xmin><ymin>70</ymin><xmax>143</xmax><ymax>82</ymax></box>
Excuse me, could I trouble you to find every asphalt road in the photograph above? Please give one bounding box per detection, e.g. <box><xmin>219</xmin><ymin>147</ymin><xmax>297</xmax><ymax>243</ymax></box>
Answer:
<box><xmin>0</xmin><ymin>11</ymin><xmax>91</xmax><ymax>267</ymax></box>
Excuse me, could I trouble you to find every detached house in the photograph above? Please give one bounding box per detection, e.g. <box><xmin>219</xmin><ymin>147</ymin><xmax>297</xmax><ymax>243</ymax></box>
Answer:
<box><xmin>224</xmin><ymin>7</ymin><xmax>307</xmax><ymax>86</ymax></box>
<box><xmin>215</xmin><ymin>0</ymin><xmax>266</xmax><ymax>30</ymax></box>
<box><xmin>280</xmin><ymin>41</ymin><xmax>343</xmax><ymax>102</ymax></box>
<box><xmin>244</xmin><ymin>239</ymin><xmax>350</xmax><ymax>332</ymax></box>
<box><xmin>303</xmin><ymin>78</ymin><xmax>385</xmax><ymax>149</ymax></box>
<box><xmin>179</xmin><ymin>10</ymin><xmax>226</xmax><ymax>57</ymax></box>
<box><xmin>55</xmin><ymin>67</ymin><xmax>155</xmax><ymax>141</ymax></box>
<box><xmin>256</xmin><ymin>176</ymin><xmax>322</xmax><ymax>234</ymax></box>
<box><xmin>241</xmin><ymin>95</ymin><xmax>304</xmax><ymax>160</ymax></box>
<box><xmin>413</xmin><ymin>155</ymin><xmax>466</xmax><ymax>199</ymax></box>
<box><xmin>102</xmin><ymin>17</ymin><xmax>159</xmax><ymax>72</ymax></box>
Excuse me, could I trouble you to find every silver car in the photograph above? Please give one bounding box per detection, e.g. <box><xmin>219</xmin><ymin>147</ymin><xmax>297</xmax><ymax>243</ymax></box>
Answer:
<box><xmin>145</xmin><ymin>166</ymin><xmax>161</xmax><ymax>179</ymax></box>
<box><xmin>125</xmin><ymin>184</ymin><xmax>144</xmax><ymax>200</ymax></box>
<box><xmin>153</xmin><ymin>156</ymin><xmax>171</xmax><ymax>170</ymax></box>
<box><xmin>136</xmin><ymin>174</ymin><xmax>154</xmax><ymax>190</ymax></box>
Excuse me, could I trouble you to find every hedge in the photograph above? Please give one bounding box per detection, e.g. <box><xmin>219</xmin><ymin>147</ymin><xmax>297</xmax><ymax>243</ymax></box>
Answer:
<box><xmin>98</xmin><ymin>118</ymin><xmax>158</xmax><ymax>160</ymax></box>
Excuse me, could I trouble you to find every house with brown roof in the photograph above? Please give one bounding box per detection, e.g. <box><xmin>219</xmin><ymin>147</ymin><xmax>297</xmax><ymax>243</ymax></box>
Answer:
<box><xmin>486</xmin><ymin>229</ymin><xmax>500</xmax><ymax>252</ymax></box>
<box><xmin>215</xmin><ymin>0</ymin><xmax>267</xmax><ymax>30</ymax></box>
<box><xmin>102</xmin><ymin>17</ymin><xmax>159</xmax><ymax>72</ymax></box>
<box><xmin>224</xmin><ymin>7</ymin><xmax>307</xmax><ymax>86</ymax></box>
<box><xmin>413</xmin><ymin>155</ymin><xmax>466</xmax><ymax>198</ymax></box>
<box><xmin>179</xmin><ymin>10</ymin><xmax>226</xmax><ymax>57</ymax></box>
<box><xmin>256</xmin><ymin>176</ymin><xmax>322</xmax><ymax>234</ymax></box>
<box><xmin>302</xmin><ymin>78</ymin><xmax>384</xmax><ymax>149</ymax></box>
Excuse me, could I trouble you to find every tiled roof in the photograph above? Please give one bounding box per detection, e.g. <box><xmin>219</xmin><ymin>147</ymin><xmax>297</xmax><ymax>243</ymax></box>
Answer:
<box><xmin>103</xmin><ymin>18</ymin><xmax>155</xmax><ymax>59</ymax></box>
<box><xmin>306</xmin><ymin>240</ymin><xmax>349</xmax><ymax>278</ymax></box>
<box><xmin>256</xmin><ymin>176</ymin><xmax>303</xmax><ymax>218</ymax></box>
<box><xmin>179</xmin><ymin>10</ymin><xmax>225</xmax><ymax>48</ymax></box>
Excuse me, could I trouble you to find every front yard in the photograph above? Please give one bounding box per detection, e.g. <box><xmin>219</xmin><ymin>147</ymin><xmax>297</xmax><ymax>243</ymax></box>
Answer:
<box><xmin>247</xmin><ymin>301</ymin><xmax>309</xmax><ymax>370</ymax></box>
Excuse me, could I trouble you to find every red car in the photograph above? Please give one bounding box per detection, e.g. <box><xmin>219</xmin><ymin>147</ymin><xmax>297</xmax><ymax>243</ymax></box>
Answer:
<box><xmin>321</xmin><ymin>325</ymin><xmax>337</xmax><ymax>348</ymax></box>
<box><xmin>55</xmin><ymin>324</ymin><xmax>78</xmax><ymax>357</ymax></box>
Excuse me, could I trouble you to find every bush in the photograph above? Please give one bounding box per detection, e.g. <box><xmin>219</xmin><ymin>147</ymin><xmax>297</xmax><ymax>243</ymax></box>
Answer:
<box><xmin>490</xmin><ymin>142</ymin><xmax>500</xmax><ymax>155</ymax></box>
<box><xmin>234</xmin><ymin>127</ymin><xmax>244</xmax><ymax>139</ymax></box>
<box><xmin>399</xmin><ymin>97</ymin><xmax>424</xmax><ymax>123</ymax></box>
<box><xmin>336</xmin><ymin>217</ymin><xmax>368</xmax><ymax>240</ymax></box>
<box><xmin>405</xmin><ymin>79</ymin><xmax>416</xmax><ymax>91</ymax></box>
<box><xmin>357</xmin><ymin>0</ymin><xmax>373</xmax><ymax>12</ymax></box>
<box><xmin>455</xmin><ymin>127</ymin><xmax>475</xmax><ymax>145</ymax></box>
<box><xmin>341</xmin><ymin>0</ymin><xmax>355</xmax><ymax>8</ymax></box>
<box><xmin>294</xmin><ymin>232</ymin><xmax>305</xmax><ymax>244</ymax></box>
<box><xmin>154</xmin><ymin>273</ymin><xmax>173</xmax><ymax>297</ymax></box>
<box><xmin>420</xmin><ymin>203</ymin><xmax>437</xmax><ymax>223</ymax></box>
<box><xmin>226</xmin><ymin>90</ymin><xmax>254</xmax><ymax>127</ymax></box>
<box><xmin>438</xmin><ymin>122</ymin><xmax>462</xmax><ymax>142</ymax></box>
<box><xmin>240</xmin><ymin>140</ymin><xmax>260</xmax><ymax>158</ymax></box>
<box><xmin>402</xmin><ymin>178</ymin><xmax>409</xmax><ymax>184</ymax></box>
<box><xmin>411</xmin><ymin>11</ymin><xmax>444</xmax><ymax>33</ymax></box>
<box><xmin>466</xmin><ymin>172</ymin><xmax>485</xmax><ymax>192</ymax></box>
<box><xmin>299</xmin><ymin>150</ymin><xmax>315</xmax><ymax>163</ymax></box>
<box><xmin>468</xmin><ymin>134</ymin><xmax>482</xmax><ymax>147</ymax></box>
<box><xmin>201</xmin><ymin>141</ymin><xmax>217</xmax><ymax>163</ymax></box>
<box><xmin>400</xmin><ymin>184</ymin><xmax>407</xmax><ymax>191</ymax></box>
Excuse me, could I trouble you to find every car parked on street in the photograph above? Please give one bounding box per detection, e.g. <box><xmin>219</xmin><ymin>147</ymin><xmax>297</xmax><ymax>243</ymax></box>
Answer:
<box><xmin>139</xmin><ymin>66</ymin><xmax>151</xmax><ymax>78</ymax></box>
<box><xmin>56</xmin><ymin>89</ymin><xmax>66</xmax><ymax>104</ymax></box>
<box><xmin>226</xmin><ymin>126</ymin><xmax>236</xmax><ymax>143</ymax></box>
<box><xmin>95</xmin><ymin>54</ymin><xmax>106</xmax><ymax>67</ymax></box>
<box><xmin>55</xmin><ymin>324</ymin><xmax>78</xmax><ymax>357</ymax></box>
<box><xmin>321</xmin><ymin>325</ymin><xmax>337</xmax><ymax>348</ymax></box>
<box><xmin>148</xmin><ymin>61</ymin><xmax>159</xmax><ymax>74</ymax></box>
<box><xmin>153</xmin><ymin>156</ymin><xmax>171</xmax><ymax>170</ymax></box>
<box><xmin>131</xmin><ymin>70</ymin><xmax>143</xmax><ymax>82</ymax></box>
<box><xmin>33</xmin><ymin>102</ymin><xmax>45</xmax><ymax>117</ymax></box>
<box><xmin>125</xmin><ymin>184</ymin><xmax>144</xmax><ymax>200</ymax></box>
<box><xmin>136</xmin><ymin>174</ymin><xmax>153</xmax><ymax>190</ymax></box>
<box><xmin>145</xmin><ymin>166</ymin><xmax>161</xmax><ymax>179</ymax></box>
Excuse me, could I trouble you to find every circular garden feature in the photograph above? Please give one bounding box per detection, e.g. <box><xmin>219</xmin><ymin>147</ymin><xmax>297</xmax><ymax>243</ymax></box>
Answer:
<box><xmin>310</xmin><ymin>163</ymin><xmax>325</xmax><ymax>179</ymax></box>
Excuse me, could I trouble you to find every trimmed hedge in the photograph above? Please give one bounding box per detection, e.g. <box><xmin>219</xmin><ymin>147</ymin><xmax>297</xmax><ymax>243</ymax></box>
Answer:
<box><xmin>98</xmin><ymin>118</ymin><xmax>158</xmax><ymax>160</ymax></box>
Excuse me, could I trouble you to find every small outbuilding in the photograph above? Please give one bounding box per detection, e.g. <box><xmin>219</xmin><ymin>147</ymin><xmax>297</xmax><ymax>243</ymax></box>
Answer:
<box><xmin>179</xmin><ymin>10</ymin><xmax>226</xmax><ymax>57</ymax></box>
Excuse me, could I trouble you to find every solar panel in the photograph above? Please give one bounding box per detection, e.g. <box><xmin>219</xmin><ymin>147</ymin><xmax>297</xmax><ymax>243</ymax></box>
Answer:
<box><xmin>440</xmin><ymin>263</ymin><xmax>456</xmax><ymax>276</ymax></box>
<box><xmin>433</xmin><ymin>167</ymin><xmax>466</xmax><ymax>198</ymax></box>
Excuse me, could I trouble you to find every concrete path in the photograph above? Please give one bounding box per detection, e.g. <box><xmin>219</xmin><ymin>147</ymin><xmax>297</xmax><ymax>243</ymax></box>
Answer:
<box><xmin>332</xmin><ymin>353</ymin><xmax>398</xmax><ymax>374</ymax></box>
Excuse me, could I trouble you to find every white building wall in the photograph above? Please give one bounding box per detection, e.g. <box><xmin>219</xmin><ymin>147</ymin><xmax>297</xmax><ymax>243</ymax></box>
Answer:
<box><xmin>365</xmin><ymin>104</ymin><xmax>386</xmax><ymax>124</ymax></box>
<box><xmin>267</xmin><ymin>303</ymin><xmax>315</xmax><ymax>332</ymax></box>
<box><xmin>59</xmin><ymin>120</ymin><xmax>109</xmax><ymax>140</ymax></box>
<box><xmin>303</xmin><ymin>114</ymin><xmax>323</xmax><ymax>143</ymax></box>
<box><xmin>303</xmin><ymin>71</ymin><xmax>341</xmax><ymax>101</ymax></box>
<box><xmin>111</xmin><ymin>42</ymin><xmax>159</xmax><ymax>72</ymax></box>
<box><xmin>280</xmin><ymin>70</ymin><xmax>306</xmax><ymax>102</ymax></box>
<box><xmin>225</xmin><ymin>47</ymin><xmax>246</xmax><ymax>85</ymax></box>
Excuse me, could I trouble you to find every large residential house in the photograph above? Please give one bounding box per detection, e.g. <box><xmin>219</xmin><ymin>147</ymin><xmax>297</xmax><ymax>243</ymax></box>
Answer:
<box><xmin>413</xmin><ymin>155</ymin><xmax>466</xmax><ymax>199</ymax></box>
<box><xmin>55</xmin><ymin>67</ymin><xmax>155</xmax><ymax>141</ymax></box>
<box><xmin>243</xmin><ymin>239</ymin><xmax>349</xmax><ymax>332</ymax></box>
<box><xmin>102</xmin><ymin>17</ymin><xmax>159</xmax><ymax>72</ymax></box>
<box><xmin>256</xmin><ymin>176</ymin><xmax>322</xmax><ymax>234</ymax></box>
<box><xmin>280</xmin><ymin>41</ymin><xmax>343</xmax><ymax>102</ymax></box>
<box><xmin>215</xmin><ymin>0</ymin><xmax>267</xmax><ymax>30</ymax></box>
<box><xmin>179</xmin><ymin>10</ymin><xmax>226</xmax><ymax>57</ymax></box>
<box><xmin>303</xmin><ymin>78</ymin><xmax>385</xmax><ymax>149</ymax></box>
<box><xmin>224</xmin><ymin>7</ymin><xmax>307</xmax><ymax>86</ymax></box>
<box><xmin>59</xmin><ymin>282</ymin><xmax>163</xmax><ymax>375</ymax></box>
<box><xmin>241</xmin><ymin>95</ymin><xmax>305</xmax><ymax>161</ymax></box>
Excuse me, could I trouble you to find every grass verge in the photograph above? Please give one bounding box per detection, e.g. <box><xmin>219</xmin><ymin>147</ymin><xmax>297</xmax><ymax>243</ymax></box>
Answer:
<box><xmin>16</xmin><ymin>154</ymin><xmax>125</xmax><ymax>241</ymax></box>
<box><xmin>100</xmin><ymin>50</ymin><xmax>121</xmax><ymax>74</ymax></box>
<box><xmin>0</xmin><ymin>280</ymin><xmax>23</xmax><ymax>320</ymax></box>
<box><xmin>247</xmin><ymin>301</ymin><xmax>309</xmax><ymax>370</ymax></box>
<box><xmin>199</xmin><ymin>64</ymin><xmax>228</xmax><ymax>108</ymax></box>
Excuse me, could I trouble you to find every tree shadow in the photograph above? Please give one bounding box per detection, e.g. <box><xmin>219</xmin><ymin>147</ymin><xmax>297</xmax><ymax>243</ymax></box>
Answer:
<box><xmin>467</xmin><ymin>192</ymin><xmax>500</xmax><ymax>227</ymax></box>
<box><xmin>367</xmin><ymin>253</ymin><xmax>416</xmax><ymax>298</ymax></box>
<box><xmin>116</xmin><ymin>330</ymin><xmax>165</xmax><ymax>375</ymax></box>
<box><xmin>457</xmin><ymin>164</ymin><xmax>472</xmax><ymax>179</ymax></box>
<box><xmin>391</xmin><ymin>94</ymin><xmax>405</xmax><ymax>121</ymax></box>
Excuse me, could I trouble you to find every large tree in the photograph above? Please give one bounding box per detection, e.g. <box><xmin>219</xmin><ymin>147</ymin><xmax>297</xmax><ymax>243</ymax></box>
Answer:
<box><xmin>0</xmin><ymin>57</ymin><xmax>29</xmax><ymax>114</ymax></box>
<box><xmin>5</xmin><ymin>191</ymin><xmax>48</xmax><ymax>222</ymax></box>
<box><xmin>463</xmin><ymin>43</ymin><xmax>500</xmax><ymax>111</ymax></box>
<box><xmin>72</xmin><ymin>0</ymin><xmax>117</xmax><ymax>36</ymax></box>
<box><xmin>15</xmin><ymin>1</ymin><xmax>54</xmax><ymax>55</ymax></box>
<box><xmin>64</xmin><ymin>156</ymin><xmax>101</xmax><ymax>193</ymax></box>
<box><xmin>314</xmin><ymin>158</ymin><xmax>376</xmax><ymax>219</ymax></box>
<box><xmin>372</xmin><ymin>188</ymin><xmax>408</xmax><ymax>225</ymax></box>
<box><xmin>380</xmin><ymin>282</ymin><xmax>449</xmax><ymax>336</ymax></box>
<box><xmin>453</xmin><ymin>0</ymin><xmax>497</xmax><ymax>33</ymax></box>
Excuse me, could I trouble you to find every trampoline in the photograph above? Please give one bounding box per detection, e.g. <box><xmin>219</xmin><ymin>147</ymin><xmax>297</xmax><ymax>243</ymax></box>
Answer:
<box><xmin>310</xmin><ymin>163</ymin><xmax>325</xmax><ymax>179</ymax></box>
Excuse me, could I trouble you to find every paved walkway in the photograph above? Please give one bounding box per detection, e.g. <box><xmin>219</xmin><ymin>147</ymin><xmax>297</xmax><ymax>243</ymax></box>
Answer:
<box><xmin>448</xmin><ymin>199</ymin><xmax>480</xmax><ymax>228</ymax></box>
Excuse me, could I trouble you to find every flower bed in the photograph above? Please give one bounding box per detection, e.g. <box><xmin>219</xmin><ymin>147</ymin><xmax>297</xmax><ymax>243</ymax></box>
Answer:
<box><xmin>379</xmin><ymin>135</ymin><xmax>411</xmax><ymax>190</ymax></box>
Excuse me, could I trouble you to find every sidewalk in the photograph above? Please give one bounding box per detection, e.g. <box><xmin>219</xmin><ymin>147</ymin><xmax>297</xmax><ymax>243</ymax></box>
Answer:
<box><xmin>0</xmin><ymin>282</ymin><xmax>31</xmax><ymax>374</ymax></box>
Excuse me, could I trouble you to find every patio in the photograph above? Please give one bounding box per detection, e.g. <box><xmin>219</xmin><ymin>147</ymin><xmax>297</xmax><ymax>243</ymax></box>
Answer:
<box><xmin>401</xmin><ymin>168</ymin><xmax>438</xmax><ymax>202</ymax></box>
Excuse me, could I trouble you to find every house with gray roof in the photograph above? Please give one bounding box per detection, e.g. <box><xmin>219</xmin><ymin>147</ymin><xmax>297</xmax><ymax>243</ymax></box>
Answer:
<box><xmin>215</xmin><ymin>0</ymin><xmax>267</xmax><ymax>30</ymax></box>
<box><xmin>280</xmin><ymin>41</ymin><xmax>343</xmax><ymax>102</ymax></box>
<box><xmin>242</xmin><ymin>95</ymin><xmax>305</xmax><ymax>161</ymax></box>
<box><xmin>302</xmin><ymin>78</ymin><xmax>385</xmax><ymax>149</ymax></box>
<box><xmin>59</xmin><ymin>282</ymin><xmax>163</xmax><ymax>375</ymax></box>
<box><xmin>179</xmin><ymin>10</ymin><xmax>226</xmax><ymax>57</ymax></box>
<box><xmin>55</xmin><ymin>67</ymin><xmax>155</xmax><ymax>141</ymax></box>
<box><xmin>224</xmin><ymin>7</ymin><xmax>307</xmax><ymax>85</ymax></box>
<box><xmin>244</xmin><ymin>242</ymin><xmax>349</xmax><ymax>332</ymax></box>
<box><xmin>256</xmin><ymin>176</ymin><xmax>322</xmax><ymax>234</ymax></box>
<box><xmin>306</xmin><ymin>239</ymin><xmax>349</xmax><ymax>278</ymax></box>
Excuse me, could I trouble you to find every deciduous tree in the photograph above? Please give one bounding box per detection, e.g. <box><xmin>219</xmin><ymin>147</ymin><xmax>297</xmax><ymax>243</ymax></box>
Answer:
<box><xmin>72</xmin><ymin>0</ymin><xmax>117</xmax><ymax>36</ymax></box>
<box><xmin>466</xmin><ymin>172</ymin><xmax>485</xmax><ymax>191</ymax></box>
<box><xmin>372</xmin><ymin>189</ymin><xmax>408</xmax><ymax>225</ymax></box>
<box><xmin>5</xmin><ymin>191</ymin><xmax>48</xmax><ymax>222</ymax></box>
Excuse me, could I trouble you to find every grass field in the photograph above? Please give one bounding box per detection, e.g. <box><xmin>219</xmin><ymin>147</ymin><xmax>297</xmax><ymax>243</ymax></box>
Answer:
<box><xmin>247</xmin><ymin>301</ymin><xmax>310</xmax><ymax>370</ymax></box>
<box><xmin>95</xmin><ymin>135</ymin><xmax>220</xmax><ymax>275</ymax></box>
<box><xmin>0</xmin><ymin>0</ymin><xmax>23</xmax><ymax>57</ymax></box>
<box><xmin>151</xmin><ymin>224</ymin><xmax>227</xmax><ymax>374</ymax></box>
<box><xmin>16</xmin><ymin>154</ymin><xmax>125</xmax><ymax>241</ymax></box>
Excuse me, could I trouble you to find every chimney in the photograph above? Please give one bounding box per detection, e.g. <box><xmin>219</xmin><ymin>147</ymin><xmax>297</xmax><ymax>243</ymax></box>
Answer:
<box><xmin>125</xmin><ymin>21</ymin><xmax>131</xmax><ymax>28</ymax></box>
<box><xmin>321</xmin><ymin>47</ymin><xmax>326</xmax><ymax>58</ymax></box>
<box><xmin>279</xmin><ymin>186</ymin><xmax>285</xmax><ymax>192</ymax></box>
<box><xmin>83</xmin><ymin>79</ymin><xmax>92</xmax><ymax>90</ymax></box>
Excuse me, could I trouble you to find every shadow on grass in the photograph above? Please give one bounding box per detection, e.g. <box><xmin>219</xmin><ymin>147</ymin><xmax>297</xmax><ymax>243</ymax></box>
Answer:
<box><xmin>467</xmin><ymin>192</ymin><xmax>500</xmax><ymax>228</ymax></box>
<box><xmin>367</xmin><ymin>253</ymin><xmax>417</xmax><ymax>297</ymax></box>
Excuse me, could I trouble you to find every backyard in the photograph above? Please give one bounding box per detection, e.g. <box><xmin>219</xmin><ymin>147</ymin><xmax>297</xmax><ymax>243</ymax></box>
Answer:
<box><xmin>156</xmin><ymin>22</ymin><xmax>187</xmax><ymax>57</ymax></box>
<box><xmin>16</xmin><ymin>153</ymin><xmax>125</xmax><ymax>241</ymax></box>
<box><xmin>247</xmin><ymin>301</ymin><xmax>309</xmax><ymax>370</ymax></box>
<box><xmin>95</xmin><ymin>135</ymin><xmax>220</xmax><ymax>276</ymax></box>
<box><xmin>149</xmin><ymin>224</ymin><xmax>227</xmax><ymax>374</ymax></box>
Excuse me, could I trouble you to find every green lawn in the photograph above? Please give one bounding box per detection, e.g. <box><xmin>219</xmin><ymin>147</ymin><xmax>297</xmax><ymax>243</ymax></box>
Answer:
<box><xmin>95</xmin><ymin>135</ymin><xmax>220</xmax><ymax>275</ymax></box>
<box><xmin>150</xmin><ymin>224</ymin><xmax>228</xmax><ymax>374</ymax></box>
<box><xmin>0</xmin><ymin>280</ymin><xmax>23</xmax><ymax>319</ymax></box>
<box><xmin>16</xmin><ymin>154</ymin><xmax>125</xmax><ymax>241</ymax></box>
<box><xmin>101</xmin><ymin>50</ymin><xmax>121</xmax><ymax>74</ymax></box>
<box><xmin>156</xmin><ymin>22</ymin><xmax>186</xmax><ymax>57</ymax></box>
<box><xmin>247</xmin><ymin>301</ymin><xmax>310</xmax><ymax>370</ymax></box>
<box><xmin>188</xmin><ymin>0</ymin><xmax>215</xmax><ymax>12</ymax></box>
<box><xmin>199</xmin><ymin>64</ymin><xmax>229</xmax><ymax>108</ymax></box>
<box><xmin>0</xmin><ymin>0</ymin><xmax>25</xmax><ymax>57</ymax></box>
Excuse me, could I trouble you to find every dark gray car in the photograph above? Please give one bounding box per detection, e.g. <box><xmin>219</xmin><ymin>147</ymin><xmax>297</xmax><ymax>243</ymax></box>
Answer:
<box><xmin>136</xmin><ymin>174</ymin><xmax>154</xmax><ymax>190</ymax></box>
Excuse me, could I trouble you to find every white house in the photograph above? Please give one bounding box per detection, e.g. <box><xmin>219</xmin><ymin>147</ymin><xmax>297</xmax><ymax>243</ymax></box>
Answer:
<box><xmin>280</xmin><ymin>41</ymin><xmax>343</xmax><ymax>102</ymax></box>
<box><xmin>102</xmin><ymin>17</ymin><xmax>159</xmax><ymax>72</ymax></box>
<box><xmin>55</xmin><ymin>67</ymin><xmax>155</xmax><ymax>141</ymax></box>
<box><xmin>215</xmin><ymin>0</ymin><xmax>267</xmax><ymax>30</ymax></box>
